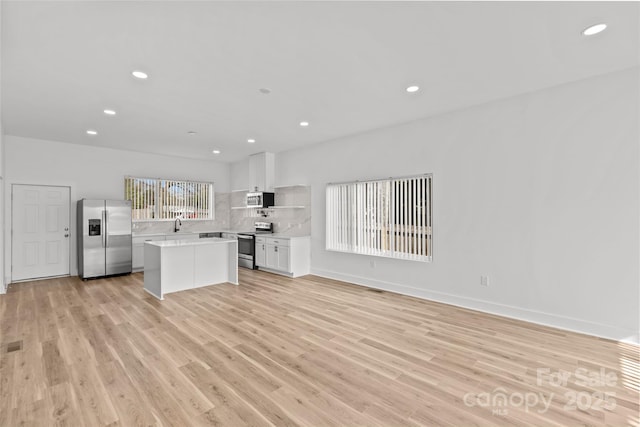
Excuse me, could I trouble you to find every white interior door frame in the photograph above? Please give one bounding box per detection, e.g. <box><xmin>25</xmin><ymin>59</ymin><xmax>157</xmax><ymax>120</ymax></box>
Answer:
<box><xmin>10</xmin><ymin>183</ymin><xmax>72</xmax><ymax>283</ymax></box>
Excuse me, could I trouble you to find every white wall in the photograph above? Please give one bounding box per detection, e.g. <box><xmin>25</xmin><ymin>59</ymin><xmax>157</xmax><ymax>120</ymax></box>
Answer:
<box><xmin>4</xmin><ymin>136</ymin><xmax>230</xmax><ymax>279</ymax></box>
<box><xmin>0</xmin><ymin>128</ymin><xmax>4</xmax><ymax>294</ymax></box>
<box><xmin>230</xmin><ymin>157</ymin><xmax>250</xmax><ymax>191</ymax></box>
<box><xmin>269</xmin><ymin>67</ymin><xmax>640</xmax><ymax>343</ymax></box>
<box><xmin>0</xmin><ymin>0</ymin><xmax>5</xmax><ymax>293</ymax></box>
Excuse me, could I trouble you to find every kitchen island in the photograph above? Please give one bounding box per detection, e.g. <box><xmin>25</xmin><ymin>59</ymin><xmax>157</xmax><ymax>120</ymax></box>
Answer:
<box><xmin>143</xmin><ymin>238</ymin><xmax>238</xmax><ymax>300</ymax></box>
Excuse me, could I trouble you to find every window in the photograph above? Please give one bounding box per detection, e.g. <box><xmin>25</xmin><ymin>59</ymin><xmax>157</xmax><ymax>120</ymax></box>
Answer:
<box><xmin>124</xmin><ymin>176</ymin><xmax>214</xmax><ymax>221</ymax></box>
<box><xmin>326</xmin><ymin>174</ymin><xmax>432</xmax><ymax>261</ymax></box>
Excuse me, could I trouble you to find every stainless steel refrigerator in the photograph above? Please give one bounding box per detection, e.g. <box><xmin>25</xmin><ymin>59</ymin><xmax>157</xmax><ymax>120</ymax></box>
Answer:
<box><xmin>77</xmin><ymin>199</ymin><xmax>132</xmax><ymax>279</ymax></box>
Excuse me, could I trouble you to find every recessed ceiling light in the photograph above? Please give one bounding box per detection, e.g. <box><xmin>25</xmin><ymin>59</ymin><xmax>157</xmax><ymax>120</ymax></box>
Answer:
<box><xmin>132</xmin><ymin>70</ymin><xmax>148</xmax><ymax>79</ymax></box>
<box><xmin>103</xmin><ymin>109</ymin><xmax>116</xmax><ymax>116</ymax></box>
<box><xmin>582</xmin><ymin>23</ymin><xmax>607</xmax><ymax>36</ymax></box>
<box><xmin>212</xmin><ymin>150</ymin><xmax>221</xmax><ymax>154</ymax></box>
<box><xmin>247</xmin><ymin>139</ymin><xmax>256</xmax><ymax>143</ymax></box>
<box><xmin>406</xmin><ymin>85</ymin><xmax>420</xmax><ymax>93</ymax></box>
<box><xmin>259</xmin><ymin>88</ymin><xmax>272</xmax><ymax>94</ymax></box>
<box><xmin>299</xmin><ymin>121</ymin><xmax>310</xmax><ymax>127</ymax></box>
<box><xmin>86</xmin><ymin>130</ymin><xmax>98</xmax><ymax>135</ymax></box>
<box><xmin>187</xmin><ymin>131</ymin><xmax>197</xmax><ymax>135</ymax></box>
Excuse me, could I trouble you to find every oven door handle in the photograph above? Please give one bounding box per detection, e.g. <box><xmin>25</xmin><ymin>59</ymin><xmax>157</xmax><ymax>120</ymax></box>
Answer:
<box><xmin>237</xmin><ymin>234</ymin><xmax>254</xmax><ymax>240</ymax></box>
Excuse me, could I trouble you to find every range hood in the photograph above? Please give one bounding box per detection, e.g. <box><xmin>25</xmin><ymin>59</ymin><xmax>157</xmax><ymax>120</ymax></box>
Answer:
<box><xmin>246</xmin><ymin>152</ymin><xmax>275</xmax><ymax>207</ymax></box>
<box><xmin>248</xmin><ymin>152</ymin><xmax>274</xmax><ymax>192</ymax></box>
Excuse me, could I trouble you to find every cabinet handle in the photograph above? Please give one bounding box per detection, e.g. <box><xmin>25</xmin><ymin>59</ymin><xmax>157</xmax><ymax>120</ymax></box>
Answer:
<box><xmin>263</xmin><ymin>244</ymin><xmax>265</xmax><ymax>250</ymax></box>
<box><xmin>275</xmin><ymin>246</ymin><xmax>278</xmax><ymax>252</ymax></box>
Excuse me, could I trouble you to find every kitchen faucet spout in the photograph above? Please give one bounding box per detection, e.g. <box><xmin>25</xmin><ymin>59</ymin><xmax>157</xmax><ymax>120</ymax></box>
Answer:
<box><xmin>174</xmin><ymin>217</ymin><xmax>182</xmax><ymax>232</ymax></box>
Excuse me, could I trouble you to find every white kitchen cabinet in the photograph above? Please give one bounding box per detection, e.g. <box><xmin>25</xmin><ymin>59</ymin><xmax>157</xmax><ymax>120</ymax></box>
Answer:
<box><xmin>265</xmin><ymin>244</ymin><xmax>289</xmax><ymax>271</ymax></box>
<box><xmin>132</xmin><ymin>234</ymin><xmax>166</xmax><ymax>271</ymax></box>
<box><xmin>258</xmin><ymin>236</ymin><xmax>309</xmax><ymax>277</ymax></box>
<box><xmin>277</xmin><ymin>245</ymin><xmax>290</xmax><ymax>272</ymax></box>
<box><xmin>133</xmin><ymin>233</ymin><xmax>199</xmax><ymax>272</ymax></box>
<box><xmin>133</xmin><ymin>246</ymin><xmax>144</xmax><ymax>271</ymax></box>
<box><xmin>144</xmin><ymin>239</ymin><xmax>238</xmax><ymax>300</ymax></box>
<box><xmin>255</xmin><ymin>239</ymin><xmax>266</xmax><ymax>267</ymax></box>
<box><xmin>265</xmin><ymin>244</ymin><xmax>277</xmax><ymax>269</ymax></box>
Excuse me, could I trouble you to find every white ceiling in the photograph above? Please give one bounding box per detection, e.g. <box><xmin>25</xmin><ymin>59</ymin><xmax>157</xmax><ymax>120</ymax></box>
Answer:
<box><xmin>2</xmin><ymin>1</ymin><xmax>638</xmax><ymax>163</ymax></box>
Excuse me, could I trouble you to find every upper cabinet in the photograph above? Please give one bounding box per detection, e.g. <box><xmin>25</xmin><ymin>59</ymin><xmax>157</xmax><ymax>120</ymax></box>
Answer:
<box><xmin>248</xmin><ymin>152</ymin><xmax>274</xmax><ymax>192</ymax></box>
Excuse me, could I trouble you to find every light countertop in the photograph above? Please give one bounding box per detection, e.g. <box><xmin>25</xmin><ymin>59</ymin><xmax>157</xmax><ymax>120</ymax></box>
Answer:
<box><xmin>145</xmin><ymin>238</ymin><xmax>237</xmax><ymax>248</ymax></box>
<box><xmin>134</xmin><ymin>231</ymin><xmax>310</xmax><ymax>239</ymax></box>
<box><xmin>261</xmin><ymin>234</ymin><xmax>310</xmax><ymax>239</ymax></box>
<box><xmin>133</xmin><ymin>230</ymin><xmax>238</xmax><ymax>237</ymax></box>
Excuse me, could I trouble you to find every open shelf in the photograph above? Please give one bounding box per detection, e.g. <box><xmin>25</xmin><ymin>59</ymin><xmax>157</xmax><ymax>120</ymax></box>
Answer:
<box><xmin>232</xmin><ymin>205</ymin><xmax>305</xmax><ymax>210</ymax></box>
<box><xmin>273</xmin><ymin>184</ymin><xmax>309</xmax><ymax>189</ymax></box>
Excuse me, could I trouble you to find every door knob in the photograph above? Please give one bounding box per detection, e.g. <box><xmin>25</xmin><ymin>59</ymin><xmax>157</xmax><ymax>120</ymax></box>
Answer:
<box><xmin>64</xmin><ymin>234</ymin><xmax>69</xmax><ymax>238</ymax></box>
<box><xmin>64</xmin><ymin>227</ymin><xmax>69</xmax><ymax>231</ymax></box>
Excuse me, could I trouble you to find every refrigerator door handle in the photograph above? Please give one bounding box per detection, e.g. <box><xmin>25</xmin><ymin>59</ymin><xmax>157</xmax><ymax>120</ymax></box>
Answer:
<box><xmin>102</xmin><ymin>210</ymin><xmax>107</xmax><ymax>248</ymax></box>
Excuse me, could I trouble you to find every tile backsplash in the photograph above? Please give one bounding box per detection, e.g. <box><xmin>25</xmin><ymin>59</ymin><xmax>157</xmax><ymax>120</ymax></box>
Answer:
<box><xmin>132</xmin><ymin>186</ymin><xmax>311</xmax><ymax>236</ymax></box>
<box><xmin>231</xmin><ymin>185</ymin><xmax>311</xmax><ymax>236</ymax></box>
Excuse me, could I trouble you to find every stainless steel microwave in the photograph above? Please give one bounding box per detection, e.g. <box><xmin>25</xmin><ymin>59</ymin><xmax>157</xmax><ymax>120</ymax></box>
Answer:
<box><xmin>246</xmin><ymin>192</ymin><xmax>275</xmax><ymax>208</ymax></box>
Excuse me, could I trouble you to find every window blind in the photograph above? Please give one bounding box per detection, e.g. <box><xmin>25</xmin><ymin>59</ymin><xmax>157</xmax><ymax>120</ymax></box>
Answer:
<box><xmin>326</xmin><ymin>174</ymin><xmax>432</xmax><ymax>262</ymax></box>
<box><xmin>124</xmin><ymin>176</ymin><xmax>214</xmax><ymax>221</ymax></box>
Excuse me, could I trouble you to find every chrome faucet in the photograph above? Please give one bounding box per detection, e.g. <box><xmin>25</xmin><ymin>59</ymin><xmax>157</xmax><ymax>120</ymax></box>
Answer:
<box><xmin>174</xmin><ymin>217</ymin><xmax>182</xmax><ymax>232</ymax></box>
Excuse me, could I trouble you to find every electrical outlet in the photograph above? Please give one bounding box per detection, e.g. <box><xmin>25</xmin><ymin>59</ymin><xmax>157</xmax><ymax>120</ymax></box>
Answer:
<box><xmin>480</xmin><ymin>276</ymin><xmax>489</xmax><ymax>286</ymax></box>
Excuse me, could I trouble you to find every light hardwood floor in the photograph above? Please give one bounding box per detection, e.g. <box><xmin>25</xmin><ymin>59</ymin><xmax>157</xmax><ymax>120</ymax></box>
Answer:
<box><xmin>0</xmin><ymin>270</ymin><xmax>638</xmax><ymax>426</ymax></box>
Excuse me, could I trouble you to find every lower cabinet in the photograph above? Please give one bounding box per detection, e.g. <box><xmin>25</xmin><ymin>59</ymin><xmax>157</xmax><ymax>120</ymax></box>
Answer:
<box><xmin>255</xmin><ymin>240</ymin><xmax>266</xmax><ymax>267</ymax></box>
<box><xmin>132</xmin><ymin>235</ymin><xmax>166</xmax><ymax>271</ymax></box>
<box><xmin>265</xmin><ymin>244</ymin><xmax>290</xmax><ymax>272</ymax></box>
<box><xmin>133</xmin><ymin>233</ymin><xmax>199</xmax><ymax>271</ymax></box>
<box><xmin>256</xmin><ymin>236</ymin><xmax>309</xmax><ymax>277</ymax></box>
<box><xmin>277</xmin><ymin>245</ymin><xmax>290</xmax><ymax>272</ymax></box>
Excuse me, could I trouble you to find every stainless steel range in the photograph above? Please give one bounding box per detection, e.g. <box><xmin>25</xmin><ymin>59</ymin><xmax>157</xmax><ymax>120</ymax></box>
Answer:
<box><xmin>237</xmin><ymin>221</ymin><xmax>273</xmax><ymax>269</ymax></box>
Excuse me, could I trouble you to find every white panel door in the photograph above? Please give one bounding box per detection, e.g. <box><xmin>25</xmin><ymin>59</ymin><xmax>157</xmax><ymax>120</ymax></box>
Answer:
<box><xmin>12</xmin><ymin>185</ymin><xmax>70</xmax><ymax>281</ymax></box>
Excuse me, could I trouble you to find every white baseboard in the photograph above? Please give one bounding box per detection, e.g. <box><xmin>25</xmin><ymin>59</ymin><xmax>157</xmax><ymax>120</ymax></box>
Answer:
<box><xmin>310</xmin><ymin>267</ymin><xmax>639</xmax><ymax>345</ymax></box>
